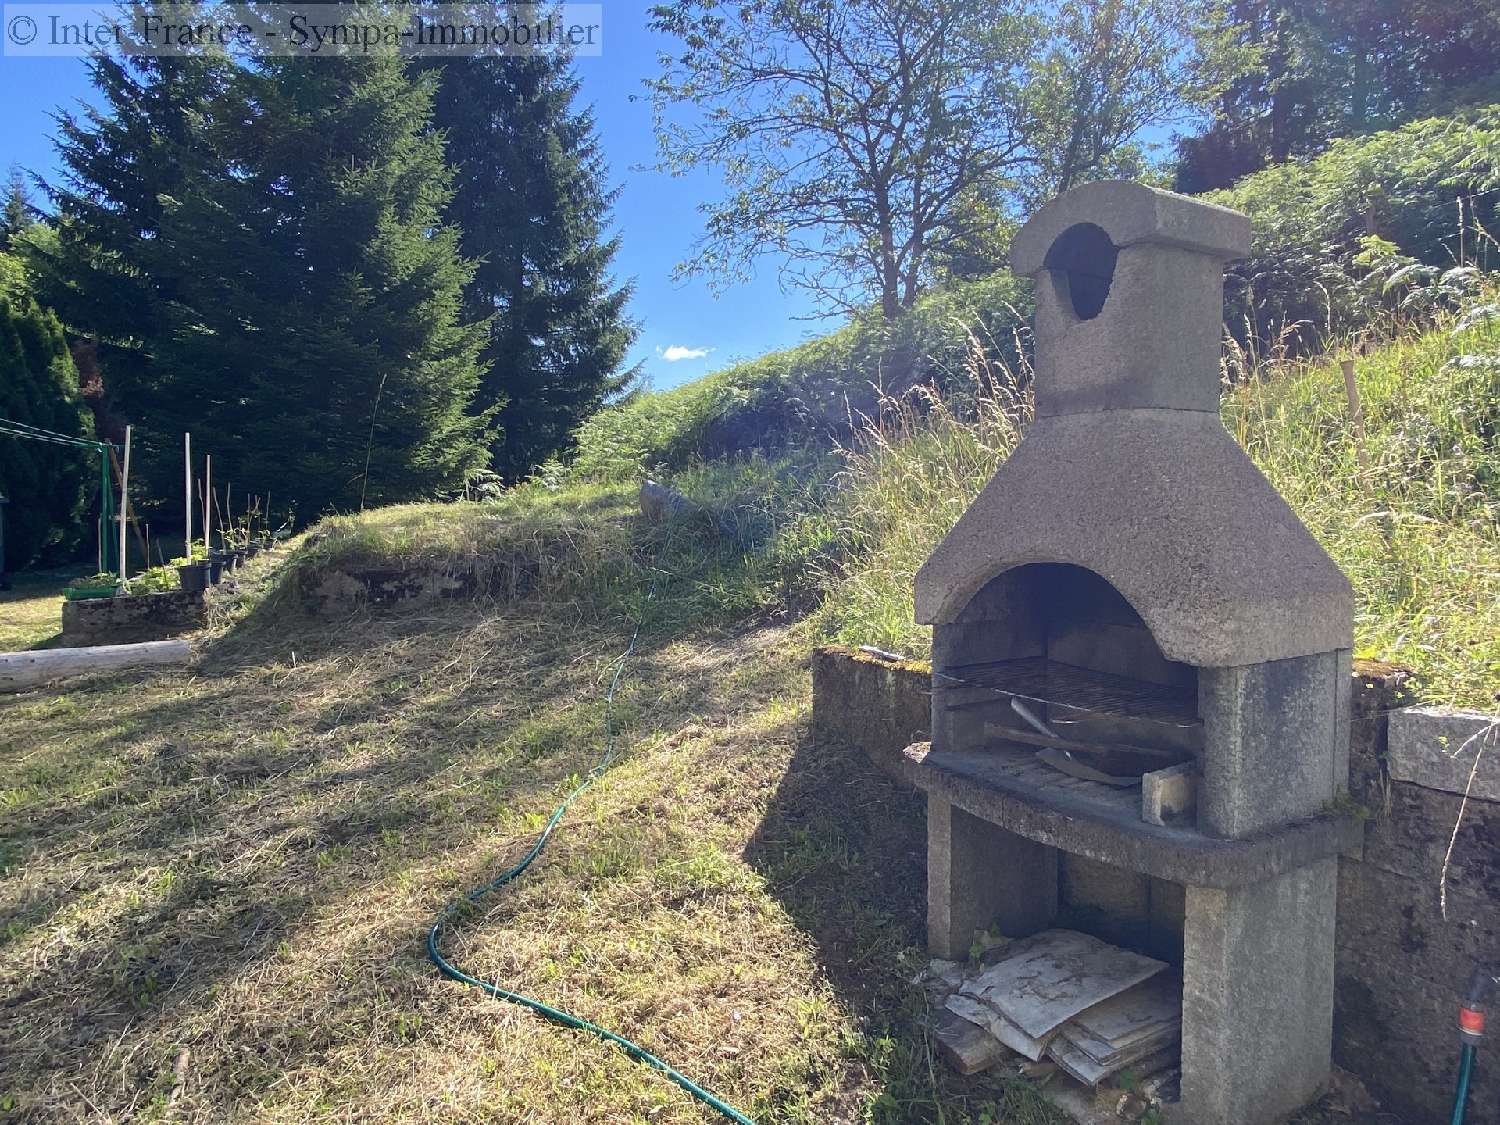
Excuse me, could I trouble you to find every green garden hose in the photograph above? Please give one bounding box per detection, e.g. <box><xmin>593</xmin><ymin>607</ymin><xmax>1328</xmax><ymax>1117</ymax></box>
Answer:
<box><xmin>1451</xmin><ymin>1043</ymin><xmax>1475</xmax><ymax>1125</ymax></box>
<box><xmin>425</xmin><ymin>569</ymin><xmax>757</xmax><ymax>1125</ymax></box>
<box><xmin>1452</xmin><ymin>966</ymin><xmax>1495</xmax><ymax>1124</ymax></box>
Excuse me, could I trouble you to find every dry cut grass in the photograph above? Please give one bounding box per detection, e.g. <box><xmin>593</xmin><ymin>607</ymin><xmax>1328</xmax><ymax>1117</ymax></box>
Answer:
<box><xmin>0</xmin><ymin>544</ymin><xmax>1063</xmax><ymax>1124</ymax></box>
<box><xmin>0</xmin><ymin>573</ymin><xmax>66</xmax><ymax>652</ymax></box>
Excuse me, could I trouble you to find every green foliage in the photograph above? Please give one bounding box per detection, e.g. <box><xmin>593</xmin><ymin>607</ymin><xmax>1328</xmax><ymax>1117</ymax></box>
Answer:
<box><xmin>650</xmin><ymin>0</ymin><xmax>1241</xmax><ymax>315</ymax></box>
<box><xmin>37</xmin><ymin>52</ymin><xmax>491</xmax><ymax>523</ymax></box>
<box><xmin>1209</xmin><ymin>103</ymin><xmax>1500</xmax><ymax>356</ymax></box>
<box><xmin>1174</xmin><ymin>0</ymin><xmax>1500</xmax><ymax>192</ymax></box>
<box><xmin>126</xmin><ymin>565</ymin><xmax>179</xmax><ymax>594</ymax></box>
<box><xmin>0</xmin><ymin>253</ymin><xmax>95</xmax><ymax>571</ymax></box>
<box><xmin>424</xmin><ymin>55</ymin><xmax>640</xmax><ymax>480</ymax></box>
<box><xmin>570</xmin><ymin>272</ymin><xmax>1031</xmax><ymax>479</ymax></box>
<box><xmin>0</xmin><ymin>169</ymin><xmax>32</xmax><ymax>252</ymax></box>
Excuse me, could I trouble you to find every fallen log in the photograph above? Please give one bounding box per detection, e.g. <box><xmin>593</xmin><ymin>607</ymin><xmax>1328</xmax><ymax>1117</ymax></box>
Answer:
<box><xmin>0</xmin><ymin>639</ymin><xmax>191</xmax><ymax>693</ymax></box>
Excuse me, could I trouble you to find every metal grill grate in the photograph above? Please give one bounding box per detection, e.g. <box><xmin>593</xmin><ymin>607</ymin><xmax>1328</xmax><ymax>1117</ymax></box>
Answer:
<box><xmin>938</xmin><ymin>657</ymin><xmax>1199</xmax><ymax>726</ymax></box>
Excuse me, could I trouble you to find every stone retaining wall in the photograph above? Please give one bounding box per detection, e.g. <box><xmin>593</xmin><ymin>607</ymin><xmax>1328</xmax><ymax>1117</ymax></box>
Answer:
<box><xmin>811</xmin><ymin>645</ymin><xmax>1500</xmax><ymax>1124</ymax></box>
<box><xmin>60</xmin><ymin>590</ymin><xmax>208</xmax><ymax>646</ymax></box>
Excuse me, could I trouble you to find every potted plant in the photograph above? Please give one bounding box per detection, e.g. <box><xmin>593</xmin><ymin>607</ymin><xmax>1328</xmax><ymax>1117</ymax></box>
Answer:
<box><xmin>221</xmin><ymin>526</ymin><xmax>248</xmax><ymax>569</ymax></box>
<box><xmin>64</xmin><ymin>572</ymin><xmax>123</xmax><ymax>600</ymax></box>
<box><xmin>175</xmin><ymin>547</ymin><xmax>211</xmax><ymax>594</ymax></box>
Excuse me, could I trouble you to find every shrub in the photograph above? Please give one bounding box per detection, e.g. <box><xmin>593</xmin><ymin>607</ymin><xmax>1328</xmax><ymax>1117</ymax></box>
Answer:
<box><xmin>1210</xmin><ymin>103</ymin><xmax>1500</xmax><ymax>357</ymax></box>
<box><xmin>0</xmin><ymin>252</ymin><xmax>96</xmax><ymax>571</ymax></box>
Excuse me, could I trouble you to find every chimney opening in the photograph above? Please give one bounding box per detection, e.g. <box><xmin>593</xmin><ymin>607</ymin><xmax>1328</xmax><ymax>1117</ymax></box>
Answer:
<box><xmin>1044</xmin><ymin>222</ymin><xmax>1117</xmax><ymax>320</ymax></box>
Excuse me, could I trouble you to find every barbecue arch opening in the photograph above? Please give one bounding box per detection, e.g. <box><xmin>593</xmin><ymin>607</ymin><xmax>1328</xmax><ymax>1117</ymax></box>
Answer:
<box><xmin>1044</xmin><ymin>222</ymin><xmax>1117</xmax><ymax>320</ymax></box>
<box><xmin>932</xmin><ymin>562</ymin><xmax>1203</xmax><ymax>769</ymax></box>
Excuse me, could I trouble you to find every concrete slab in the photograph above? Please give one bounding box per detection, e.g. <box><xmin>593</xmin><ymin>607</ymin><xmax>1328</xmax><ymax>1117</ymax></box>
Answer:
<box><xmin>1177</xmin><ymin>860</ymin><xmax>1337</xmax><ymax>1125</ymax></box>
<box><xmin>1197</xmin><ymin>652</ymin><xmax>1339</xmax><ymax>838</ymax></box>
<box><xmin>926</xmin><ymin>794</ymin><xmax>1058</xmax><ymax>959</ymax></box>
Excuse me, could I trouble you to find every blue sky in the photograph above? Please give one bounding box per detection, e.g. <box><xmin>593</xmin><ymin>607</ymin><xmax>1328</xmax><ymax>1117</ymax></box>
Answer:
<box><xmin>0</xmin><ymin>1</ymin><xmax>837</xmax><ymax>390</ymax></box>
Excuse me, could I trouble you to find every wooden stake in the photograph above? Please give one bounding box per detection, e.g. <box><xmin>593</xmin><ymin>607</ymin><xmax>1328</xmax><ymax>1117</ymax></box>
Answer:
<box><xmin>108</xmin><ymin>445</ymin><xmax>150</xmax><ymax>565</ymax></box>
<box><xmin>204</xmin><ymin>455</ymin><xmax>213</xmax><ymax>550</ymax></box>
<box><xmin>118</xmin><ymin>425</ymin><xmax>131</xmax><ymax>584</ymax></box>
<box><xmin>184</xmin><ymin>433</ymin><xmax>193</xmax><ymax>554</ymax></box>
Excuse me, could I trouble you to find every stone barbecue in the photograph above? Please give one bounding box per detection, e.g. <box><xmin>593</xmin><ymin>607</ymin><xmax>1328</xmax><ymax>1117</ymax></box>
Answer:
<box><xmin>903</xmin><ymin>182</ymin><xmax>1363</xmax><ymax>1125</ymax></box>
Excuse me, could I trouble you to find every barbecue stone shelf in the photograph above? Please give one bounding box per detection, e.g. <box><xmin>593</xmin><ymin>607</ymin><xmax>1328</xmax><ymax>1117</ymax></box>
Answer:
<box><xmin>899</xmin><ymin>740</ymin><xmax>1362</xmax><ymax>889</ymax></box>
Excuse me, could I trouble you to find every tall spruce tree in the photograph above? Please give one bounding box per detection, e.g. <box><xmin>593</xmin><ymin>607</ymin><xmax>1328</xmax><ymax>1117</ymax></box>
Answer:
<box><xmin>1</xmin><ymin>169</ymin><xmax>33</xmax><ymax>251</ymax></box>
<box><xmin>31</xmin><ymin>54</ymin><xmax>231</xmax><ymax>392</ymax></box>
<box><xmin>427</xmin><ymin>55</ymin><xmax>638</xmax><ymax>480</ymax></box>
<box><xmin>0</xmin><ymin>251</ymin><xmax>95</xmax><ymax>571</ymax></box>
<box><xmin>38</xmin><ymin>52</ymin><xmax>490</xmax><ymax>519</ymax></box>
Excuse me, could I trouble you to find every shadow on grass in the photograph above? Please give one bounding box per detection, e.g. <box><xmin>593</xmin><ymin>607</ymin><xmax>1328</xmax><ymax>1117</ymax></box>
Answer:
<box><xmin>742</xmin><ymin>730</ymin><xmax>1078</xmax><ymax>1124</ymax></box>
<box><xmin>0</xmin><ymin>542</ymin><xmax>823</xmax><ymax>1118</ymax></box>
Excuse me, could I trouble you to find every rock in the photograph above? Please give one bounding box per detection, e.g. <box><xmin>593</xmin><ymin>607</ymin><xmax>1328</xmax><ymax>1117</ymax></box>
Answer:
<box><xmin>639</xmin><ymin>479</ymin><xmax>693</xmax><ymax>523</ymax></box>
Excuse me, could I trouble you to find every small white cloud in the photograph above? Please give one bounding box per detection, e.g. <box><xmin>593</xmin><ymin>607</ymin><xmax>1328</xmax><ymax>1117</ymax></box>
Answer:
<box><xmin>656</xmin><ymin>344</ymin><xmax>713</xmax><ymax>363</ymax></box>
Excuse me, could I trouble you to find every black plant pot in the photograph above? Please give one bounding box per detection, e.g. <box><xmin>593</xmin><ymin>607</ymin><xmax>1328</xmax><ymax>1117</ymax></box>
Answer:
<box><xmin>232</xmin><ymin>549</ymin><xmax>248</xmax><ymax>568</ymax></box>
<box><xmin>177</xmin><ymin>563</ymin><xmax>209</xmax><ymax>594</ymax></box>
<box><xmin>207</xmin><ymin>551</ymin><xmax>228</xmax><ymax>583</ymax></box>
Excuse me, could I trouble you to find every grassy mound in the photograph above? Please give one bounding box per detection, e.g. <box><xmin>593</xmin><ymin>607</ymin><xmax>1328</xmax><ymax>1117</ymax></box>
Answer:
<box><xmin>274</xmin><ymin>273</ymin><xmax>1500</xmax><ymax>709</ymax></box>
<box><xmin>0</xmin><ymin>529</ymin><xmax>1065</xmax><ymax>1124</ymax></box>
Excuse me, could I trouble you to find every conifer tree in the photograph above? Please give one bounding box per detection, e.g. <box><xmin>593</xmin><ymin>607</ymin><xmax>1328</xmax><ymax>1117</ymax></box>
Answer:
<box><xmin>1</xmin><ymin>169</ymin><xmax>33</xmax><ymax>251</ymax></box>
<box><xmin>31</xmin><ymin>54</ymin><xmax>230</xmax><ymax>390</ymax></box>
<box><xmin>149</xmin><ymin>56</ymin><xmax>491</xmax><ymax>516</ymax></box>
<box><xmin>427</xmin><ymin>54</ymin><xmax>639</xmax><ymax>480</ymax></box>
<box><xmin>37</xmin><ymin>52</ymin><xmax>490</xmax><ymax>518</ymax></box>
<box><xmin>0</xmin><ymin>252</ymin><xmax>95</xmax><ymax>570</ymax></box>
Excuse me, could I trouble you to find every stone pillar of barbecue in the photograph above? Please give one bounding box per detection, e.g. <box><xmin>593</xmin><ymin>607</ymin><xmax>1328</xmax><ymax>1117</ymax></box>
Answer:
<box><xmin>913</xmin><ymin>182</ymin><xmax>1355</xmax><ymax>1125</ymax></box>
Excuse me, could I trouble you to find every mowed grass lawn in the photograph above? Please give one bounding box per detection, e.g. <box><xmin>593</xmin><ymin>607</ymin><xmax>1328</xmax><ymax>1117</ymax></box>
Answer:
<box><xmin>0</xmin><ymin>553</ymin><xmax>1064</xmax><ymax>1124</ymax></box>
<box><xmin>0</xmin><ymin>573</ymin><xmax>66</xmax><ymax>652</ymax></box>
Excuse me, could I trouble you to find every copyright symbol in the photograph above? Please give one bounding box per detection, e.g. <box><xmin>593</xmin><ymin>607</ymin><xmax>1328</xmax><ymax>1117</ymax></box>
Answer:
<box><xmin>8</xmin><ymin>14</ymin><xmax>38</xmax><ymax>44</ymax></box>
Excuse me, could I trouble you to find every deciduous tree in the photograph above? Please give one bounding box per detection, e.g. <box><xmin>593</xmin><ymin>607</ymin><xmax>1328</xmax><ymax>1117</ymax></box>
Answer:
<box><xmin>650</xmin><ymin>0</ymin><xmax>1243</xmax><ymax>316</ymax></box>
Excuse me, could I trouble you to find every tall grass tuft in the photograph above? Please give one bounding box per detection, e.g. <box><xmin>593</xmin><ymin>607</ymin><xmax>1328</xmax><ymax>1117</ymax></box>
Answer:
<box><xmin>806</xmin><ymin>325</ymin><xmax>1031</xmax><ymax>654</ymax></box>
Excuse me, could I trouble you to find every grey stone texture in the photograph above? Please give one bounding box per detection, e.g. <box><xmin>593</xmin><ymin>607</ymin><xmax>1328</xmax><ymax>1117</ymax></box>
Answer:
<box><xmin>1336</xmin><ymin>666</ymin><xmax>1500</xmax><ymax>1125</ymax></box>
<box><xmin>1056</xmin><ymin>854</ymin><xmax>1186</xmax><ymax>964</ymax></box>
<box><xmin>1009</xmin><ymin>182</ymin><xmax>1249</xmax><ymax>418</ymax></box>
<box><xmin>304</xmin><ymin>565</ymin><xmax>484</xmax><ymax>615</ymax></box>
<box><xmin>914</xmin><ymin>409</ymin><xmax>1354</xmax><ymax>667</ymax></box>
<box><xmin>918</xmin><ymin>180</ymin><xmax>1351</xmax><ymax>668</ymax></box>
<box><xmin>1176</xmin><ymin>859</ymin><xmax>1338</xmax><ymax>1125</ymax></box>
<box><xmin>1009</xmin><ymin>181</ymin><xmax>1250</xmax><ymax>276</ymax></box>
<box><xmin>900</xmin><ymin>740</ymin><xmax>1360</xmax><ymax>889</ymax></box>
<box><xmin>1388</xmin><ymin>705</ymin><xmax>1500</xmax><ymax>800</ymax></box>
<box><xmin>811</xmin><ymin>646</ymin><xmax>931</xmax><ymax>777</ymax></box>
<box><xmin>1141</xmin><ymin>762</ymin><xmax>1197</xmax><ymax>827</ymax></box>
<box><xmin>1197</xmin><ymin>652</ymin><xmax>1342</xmax><ymax>839</ymax></box>
<box><xmin>927</xmin><ymin>795</ymin><xmax>1057</xmax><ymax>959</ymax></box>
<box><xmin>60</xmin><ymin>589</ymin><xmax>207</xmax><ymax>646</ymax></box>
<box><xmin>812</xmin><ymin>649</ymin><xmax>1500</xmax><ymax>1123</ymax></box>
<box><xmin>1030</xmin><ymin>243</ymin><xmax>1229</xmax><ymax>416</ymax></box>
